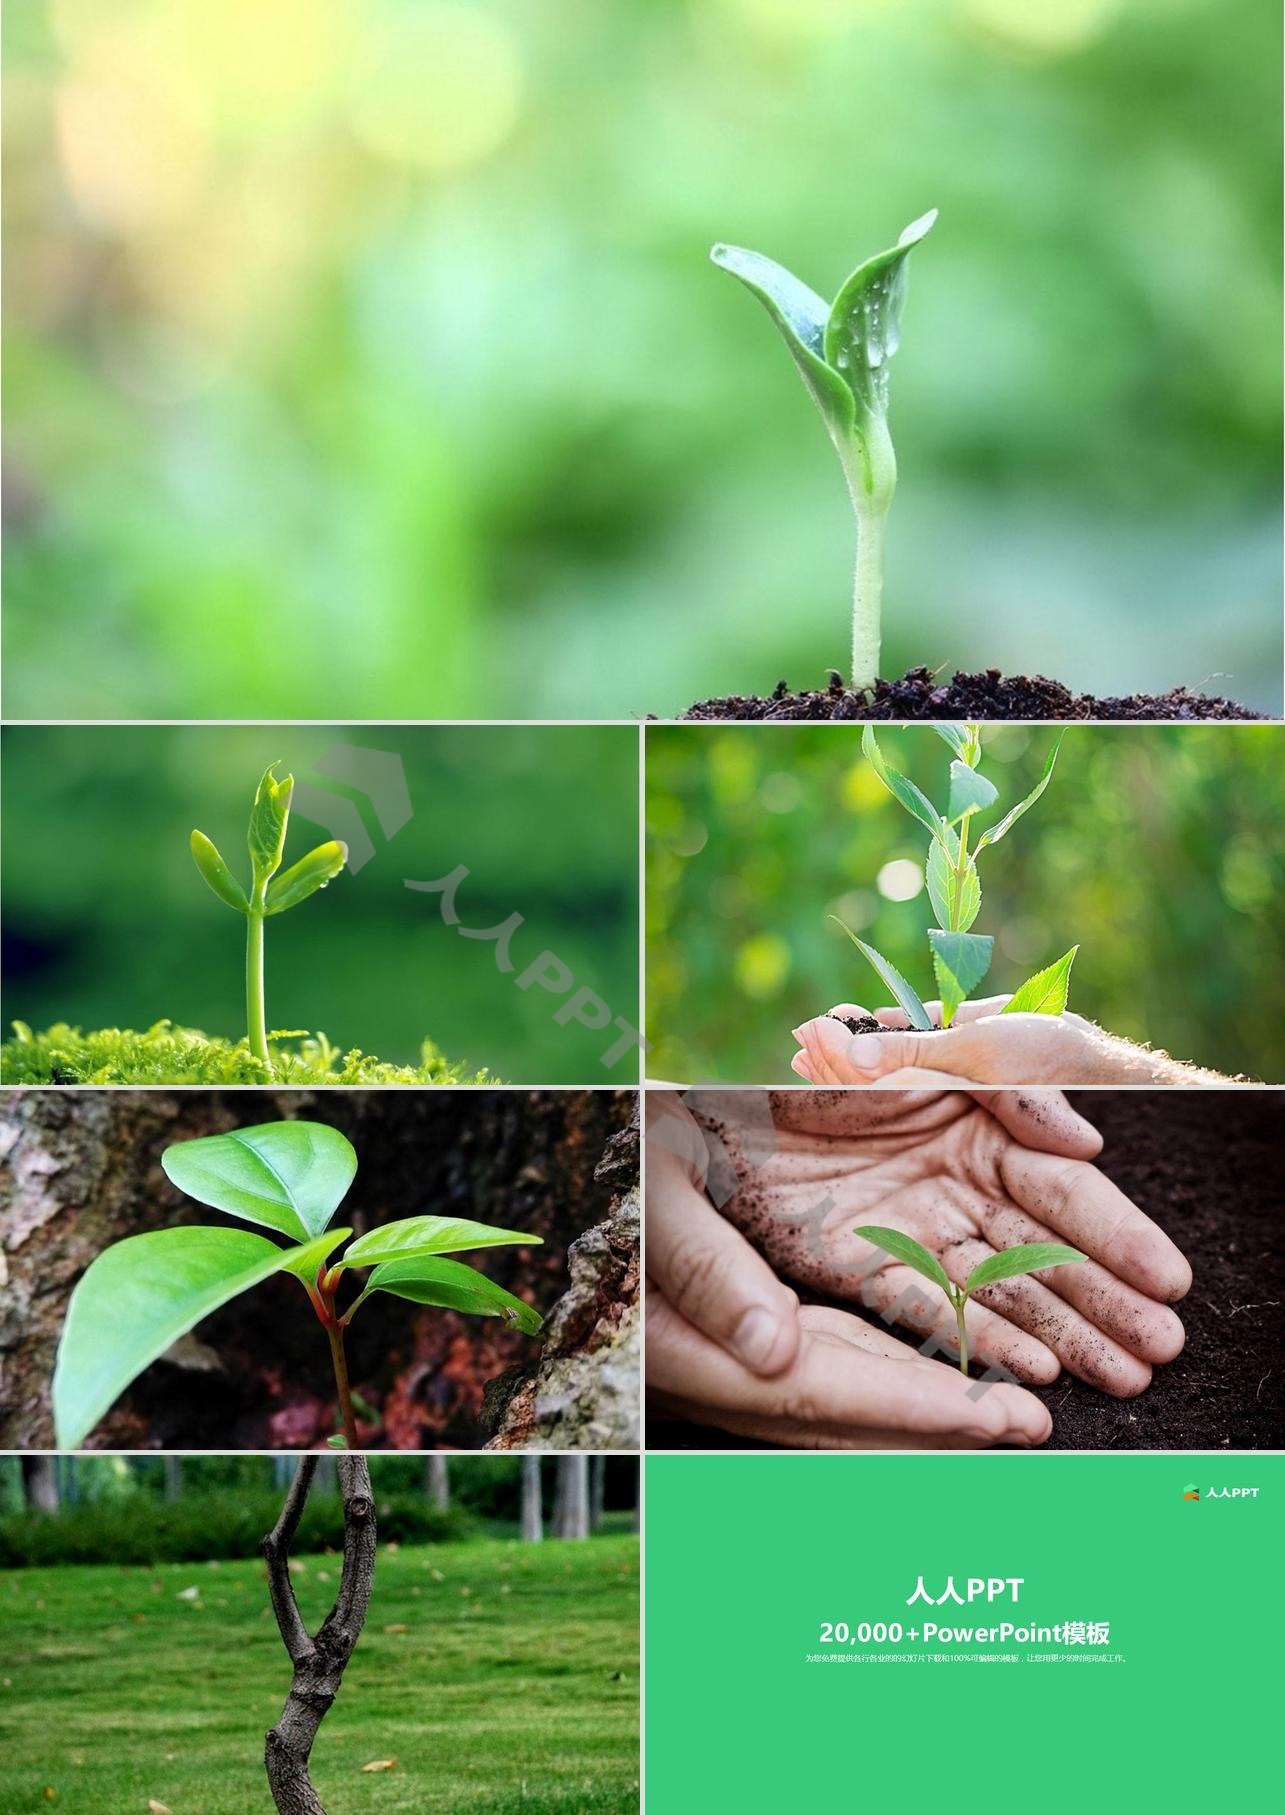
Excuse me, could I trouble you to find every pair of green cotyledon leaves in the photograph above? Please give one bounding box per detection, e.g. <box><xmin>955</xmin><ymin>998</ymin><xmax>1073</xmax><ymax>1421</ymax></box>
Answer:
<box><xmin>52</xmin><ymin>1121</ymin><xmax>542</xmax><ymax>1449</ymax></box>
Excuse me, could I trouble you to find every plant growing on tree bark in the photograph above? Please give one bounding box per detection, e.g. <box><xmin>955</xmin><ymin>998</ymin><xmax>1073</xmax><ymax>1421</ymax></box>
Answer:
<box><xmin>262</xmin><ymin>1453</ymin><xmax>375</xmax><ymax>1814</ymax></box>
<box><xmin>191</xmin><ymin>762</ymin><xmax>348</xmax><ymax>1073</ymax></box>
<box><xmin>855</xmin><ymin>1225</ymin><xmax>1086</xmax><ymax>1374</ymax></box>
<box><xmin>52</xmin><ymin>1120</ymin><xmax>542</xmax><ymax>1450</ymax></box>
<box><xmin>831</xmin><ymin>723</ymin><xmax>1077</xmax><ymax>1027</ymax></box>
<box><xmin>712</xmin><ymin>211</ymin><xmax>935</xmax><ymax>692</ymax></box>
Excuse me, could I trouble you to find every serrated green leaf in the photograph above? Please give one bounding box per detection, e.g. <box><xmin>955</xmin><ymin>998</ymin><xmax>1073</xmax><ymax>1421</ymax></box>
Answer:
<box><xmin>53</xmin><ymin>1226</ymin><xmax>338</xmax><ymax>1449</ymax></box>
<box><xmin>247</xmin><ymin>761</ymin><xmax>293</xmax><ymax>885</ymax></box>
<box><xmin>854</xmin><ymin>1224</ymin><xmax>953</xmax><ymax>1296</ymax></box>
<box><xmin>265</xmin><ymin>841</ymin><xmax>348</xmax><ymax>916</ymax></box>
<box><xmin>829</xmin><ymin>918</ymin><xmax>933</xmax><ymax>1030</ymax></box>
<box><xmin>975</xmin><ymin>733</ymin><xmax>1064</xmax><ymax>851</ymax></box>
<box><xmin>925</xmin><ymin>838</ymin><xmax>981</xmax><ymax>933</ymax></box>
<box><xmin>823</xmin><ymin>210</ymin><xmax>936</xmax><ymax>420</ymax></box>
<box><xmin>927</xmin><ymin>929</ymin><xmax>993</xmax><ymax>1024</ymax></box>
<box><xmin>343</xmin><ymin>1215</ymin><xmax>541</xmax><ymax>1268</ymax></box>
<box><xmin>1002</xmin><ymin>946</ymin><xmax>1079</xmax><ymax>1017</ymax></box>
<box><xmin>161</xmin><ymin>1121</ymin><xmax>357</xmax><ymax>1241</ymax></box>
<box><xmin>363</xmin><ymin>1255</ymin><xmax>543</xmax><ymax>1335</ymax></box>
<box><xmin>862</xmin><ymin>725</ymin><xmax>949</xmax><ymax>848</ymax></box>
<box><xmin>710</xmin><ymin>243</ymin><xmax>856</xmax><ymax>448</ymax></box>
<box><xmin>964</xmin><ymin>1242</ymin><xmax>1087</xmax><ymax>1295</ymax></box>
<box><xmin>190</xmin><ymin>831</ymin><xmax>249</xmax><ymax>913</ymax></box>
<box><xmin>947</xmin><ymin>761</ymin><xmax>999</xmax><ymax>821</ymax></box>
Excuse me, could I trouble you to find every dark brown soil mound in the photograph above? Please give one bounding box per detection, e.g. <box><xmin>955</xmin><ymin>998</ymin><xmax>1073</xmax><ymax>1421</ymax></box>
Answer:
<box><xmin>677</xmin><ymin>667</ymin><xmax>1266</xmax><ymax>721</ymax></box>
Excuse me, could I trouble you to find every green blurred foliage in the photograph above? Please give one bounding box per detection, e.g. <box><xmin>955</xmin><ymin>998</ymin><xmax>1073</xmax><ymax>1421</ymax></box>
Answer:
<box><xmin>645</xmin><ymin>723</ymin><xmax>1285</xmax><ymax>1081</ymax></box>
<box><xmin>3</xmin><ymin>0</ymin><xmax>1279</xmax><ymax>718</ymax></box>
<box><xmin>1</xmin><ymin>725</ymin><xmax>639</xmax><ymax>1083</ymax></box>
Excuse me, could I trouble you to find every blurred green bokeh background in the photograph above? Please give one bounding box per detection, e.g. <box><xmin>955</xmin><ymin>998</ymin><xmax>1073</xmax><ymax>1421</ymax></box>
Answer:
<box><xmin>646</xmin><ymin>723</ymin><xmax>1285</xmax><ymax>1082</ymax></box>
<box><xmin>3</xmin><ymin>0</ymin><xmax>1280</xmax><ymax>719</ymax></box>
<box><xmin>2</xmin><ymin>725</ymin><xmax>639</xmax><ymax>1081</ymax></box>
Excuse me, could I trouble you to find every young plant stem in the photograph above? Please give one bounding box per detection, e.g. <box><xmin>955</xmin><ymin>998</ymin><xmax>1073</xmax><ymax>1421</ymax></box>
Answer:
<box><xmin>953</xmin><ymin>1292</ymin><xmax>969</xmax><ymax>1375</ymax></box>
<box><xmin>844</xmin><ymin>414</ymin><xmax>896</xmax><ymax>695</ymax></box>
<box><xmin>246</xmin><ymin>890</ymin><xmax>269</xmax><ymax>1067</ymax></box>
<box><xmin>325</xmin><ymin>1314</ymin><xmax>360</xmax><ymax>1451</ymax></box>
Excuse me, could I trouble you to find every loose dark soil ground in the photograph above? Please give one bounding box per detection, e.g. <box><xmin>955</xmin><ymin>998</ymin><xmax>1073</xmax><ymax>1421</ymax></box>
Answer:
<box><xmin>677</xmin><ymin>667</ymin><xmax>1266</xmax><ymax>721</ymax></box>
<box><xmin>648</xmin><ymin>1092</ymin><xmax>1283</xmax><ymax>1451</ymax></box>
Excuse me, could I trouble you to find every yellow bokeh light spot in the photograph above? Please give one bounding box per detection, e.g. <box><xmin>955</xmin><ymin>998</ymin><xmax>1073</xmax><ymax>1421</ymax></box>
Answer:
<box><xmin>347</xmin><ymin>4</ymin><xmax>523</xmax><ymax>175</ymax></box>
<box><xmin>734</xmin><ymin>932</ymin><xmax>792</xmax><ymax>1000</ymax></box>
<box><xmin>960</xmin><ymin>0</ymin><xmax>1120</xmax><ymax>57</ymax></box>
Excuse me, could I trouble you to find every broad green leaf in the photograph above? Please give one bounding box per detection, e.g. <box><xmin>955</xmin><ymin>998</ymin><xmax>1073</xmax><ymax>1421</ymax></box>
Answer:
<box><xmin>829</xmin><ymin>919</ymin><xmax>933</xmax><ymax>1030</ymax></box>
<box><xmin>1002</xmin><ymin>946</ymin><xmax>1079</xmax><ymax>1017</ymax></box>
<box><xmin>190</xmin><ymin>831</ymin><xmax>249</xmax><ymax>913</ymax></box>
<box><xmin>343</xmin><ymin>1215</ymin><xmax>541</xmax><ymax>1268</ymax></box>
<box><xmin>824</xmin><ymin>210</ymin><xmax>936</xmax><ymax>420</ymax></box>
<box><xmin>862</xmin><ymin>725</ymin><xmax>949</xmax><ymax>849</ymax></box>
<box><xmin>975</xmin><ymin>734</ymin><xmax>1064</xmax><ymax>851</ymax></box>
<box><xmin>931</xmin><ymin>725</ymin><xmax>969</xmax><ymax>757</ymax></box>
<box><xmin>265</xmin><ymin>841</ymin><xmax>348</xmax><ymax>916</ymax></box>
<box><xmin>53</xmin><ymin>1226</ymin><xmax>338</xmax><ymax>1449</ymax></box>
<box><xmin>161</xmin><ymin>1121</ymin><xmax>357</xmax><ymax>1241</ymax></box>
<box><xmin>925</xmin><ymin>838</ymin><xmax>981</xmax><ymax>933</ymax></box>
<box><xmin>964</xmin><ymin>1242</ymin><xmax>1087</xmax><ymax>1295</ymax></box>
<box><xmin>247</xmin><ymin>761</ymin><xmax>293</xmax><ymax>884</ymax></box>
<box><xmin>927</xmin><ymin>929</ymin><xmax>993</xmax><ymax>1023</ymax></box>
<box><xmin>280</xmin><ymin>1227</ymin><xmax>350</xmax><ymax>1281</ymax></box>
<box><xmin>363</xmin><ymin>1255</ymin><xmax>543</xmax><ymax>1335</ymax></box>
<box><xmin>710</xmin><ymin>244</ymin><xmax>856</xmax><ymax>447</ymax></box>
<box><xmin>853</xmin><ymin>1224</ymin><xmax>953</xmax><ymax>1296</ymax></box>
<box><xmin>947</xmin><ymin>761</ymin><xmax>999</xmax><ymax>821</ymax></box>
<box><xmin>326</xmin><ymin>1435</ymin><xmax>348</xmax><ymax>1449</ymax></box>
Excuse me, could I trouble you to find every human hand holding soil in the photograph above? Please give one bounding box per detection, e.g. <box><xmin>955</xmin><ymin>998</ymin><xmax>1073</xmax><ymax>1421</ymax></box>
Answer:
<box><xmin>790</xmin><ymin>997</ymin><xmax>1242</xmax><ymax>1087</ymax></box>
<box><xmin>691</xmin><ymin>1088</ymin><xmax>1191</xmax><ymax>1398</ymax></box>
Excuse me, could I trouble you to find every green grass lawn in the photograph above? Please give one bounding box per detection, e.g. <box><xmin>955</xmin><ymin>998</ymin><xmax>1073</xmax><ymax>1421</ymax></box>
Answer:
<box><xmin>0</xmin><ymin>1535</ymin><xmax>639</xmax><ymax>1813</ymax></box>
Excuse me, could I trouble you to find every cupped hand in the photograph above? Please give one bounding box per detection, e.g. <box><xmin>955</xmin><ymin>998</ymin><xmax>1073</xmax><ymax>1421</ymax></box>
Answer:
<box><xmin>647</xmin><ymin>1288</ymin><xmax>1053</xmax><ymax>1449</ymax></box>
<box><xmin>790</xmin><ymin>998</ymin><xmax>1201</xmax><ymax>1086</ymax></box>
<box><xmin>689</xmin><ymin>1088</ymin><xmax>1191</xmax><ymax>1397</ymax></box>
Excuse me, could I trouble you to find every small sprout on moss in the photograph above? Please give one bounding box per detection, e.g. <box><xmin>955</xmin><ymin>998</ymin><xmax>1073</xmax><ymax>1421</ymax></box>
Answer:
<box><xmin>52</xmin><ymin>1120</ymin><xmax>543</xmax><ymax>1450</ymax></box>
<box><xmin>855</xmin><ymin>1224</ymin><xmax>1086</xmax><ymax>1374</ymax></box>
<box><xmin>191</xmin><ymin>763</ymin><xmax>347</xmax><ymax>1072</ymax></box>
<box><xmin>712</xmin><ymin>211</ymin><xmax>935</xmax><ymax>692</ymax></box>
<box><xmin>831</xmin><ymin>723</ymin><xmax>1076</xmax><ymax>1027</ymax></box>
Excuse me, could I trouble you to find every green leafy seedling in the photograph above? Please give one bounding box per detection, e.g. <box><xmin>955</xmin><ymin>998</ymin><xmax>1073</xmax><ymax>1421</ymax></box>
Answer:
<box><xmin>854</xmin><ymin>1224</ymin><xmax>1086</xmax><ymax>1374</ymax></box>
<box><xmin>831</xmin><ymin>723</ymin><xmax>1077</xmax><ymax>1028</ymax></box>
<box><xmin>191</xmin><ymin>763</ymin><xmax>348</xmax><ymax>1072</ymax></box>
<box><xmin>52</xmin><ymin>1120</ymin><xmax>543</xmax><ymax>1450</ymax></box>
<box><xmin>712</xmin><ymin>211</ymin><xmax>935</xmax><ymax>692</ymax></box>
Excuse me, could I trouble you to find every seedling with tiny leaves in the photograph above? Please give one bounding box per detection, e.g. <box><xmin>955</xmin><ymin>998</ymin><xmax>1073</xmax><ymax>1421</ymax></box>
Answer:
<box><xmin>855</xmin><ymin>1224</ymin><xmax>1086</xmax><ymax>1374</ymax></box>
<box><xmin>52</xmin><ymin>1120</ymin><xmax>543</xmax><ymax>1450</ymax></box>
<box><xmin>191</xmin><ymin>762</ymin><xmax>347</xmax><ymax>1072</ymax></box>
<box><xmin>831</xmin><ymin>723</ymin><xmax>1078</xmax><ymax>1028</ymax></box>
<box><xmin>712</xmin><ymin>211</ymin><xmax>935</xmax><ymax>692</ymax></box>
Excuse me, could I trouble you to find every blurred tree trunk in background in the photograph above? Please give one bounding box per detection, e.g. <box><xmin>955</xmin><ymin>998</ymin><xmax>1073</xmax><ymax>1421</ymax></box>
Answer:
<box><xmin>521</xmin><ymin>1455</ymin><xmax>543</xmax><ymax>1542</ymax></box>
<box><xmin>21</xmin><ymin>1456</ymin><xmax>58</xmax><ymax>1512</ymax></box>
<box><xmin>165</xmin><ymin>1456</ymin><xmax>182</xmax><ymax>1503</ymax></box>
<box><xmin>553</xmin><ymin>1456</ymin><xmax>589</xmax><ymax>1539</ymax></box>
<box><xmin>590</xmin><ymin>1455</ymin><xmax>606</xmax><ymax>1531</ymax></box>
<box><xmin>426</xmin><ymin>1454</ymin><xmax>449</xmax><ymax>1510</ymax></box>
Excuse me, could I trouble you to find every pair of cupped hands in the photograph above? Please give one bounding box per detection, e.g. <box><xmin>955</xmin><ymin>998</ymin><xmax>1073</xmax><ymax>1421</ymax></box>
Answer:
<box><xmin>647</xmin><ymin>1087</ymin><xmax>1191</xmax><ymax>1448</ymax></box>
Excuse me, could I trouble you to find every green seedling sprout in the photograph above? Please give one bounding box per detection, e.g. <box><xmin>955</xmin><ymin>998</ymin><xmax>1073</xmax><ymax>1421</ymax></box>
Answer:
<box><xmin>52</xmin><ymin>1121</ymin><xmax>543</xmax><ymax>1450</ymax></box>
<box><xmin>712</xmin><ymin>211</ymin><xmax>935</xmax><ymax>692</ymax></box>
<box><xmin>831</xmin><ymin>723</ymin><xmax>1077</xmax><ymax>1028</ymax></box>
<box><xmin>191</xmin><ymin>762</ymin><xmax>347</xmax><ymax>1073</ymax></box>
<box><xmin>855</xmin><ymin>1224</ymin><xmax>1086</xmax><ymax>1374</ymax></box>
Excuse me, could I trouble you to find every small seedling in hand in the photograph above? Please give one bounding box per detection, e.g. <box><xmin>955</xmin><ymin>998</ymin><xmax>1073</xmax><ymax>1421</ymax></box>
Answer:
<box><xmin>191</xmin><ymin>762</ymin><xmax>347</xmax><ymax>1073</ymax></box>
<box><xmin>855</xmin><ymin>1224</ymin><xmax>1086</xmax><ymax>1374</ymax></box>
<box><xmin>831</xmin><ymin>723</ymin><xmax>1077</xmax><ymax>1027</ymax></box>
<box><xmin>52</xmin><ymin>1120</ymin><xmax>543</xmax><ymax>1449</ymax></box>
<box><xmin>712</xmin><ymin>212</ymin><xmax>935</xmax><ymax>692</ymax></box>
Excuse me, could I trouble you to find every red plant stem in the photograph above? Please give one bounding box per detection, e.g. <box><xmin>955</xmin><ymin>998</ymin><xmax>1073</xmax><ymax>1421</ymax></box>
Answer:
<box><xmin>325</xmin><ymin>1314</ymin><xmax>359</xmax><ymax>1450</ymax></box>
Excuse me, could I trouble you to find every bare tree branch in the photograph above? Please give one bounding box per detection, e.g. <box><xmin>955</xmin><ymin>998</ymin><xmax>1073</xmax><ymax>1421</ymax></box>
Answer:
<box><xmin>263</xmin><ymin>1454</ymin><xmax>377</xmax><ymax>1815</ymax></box>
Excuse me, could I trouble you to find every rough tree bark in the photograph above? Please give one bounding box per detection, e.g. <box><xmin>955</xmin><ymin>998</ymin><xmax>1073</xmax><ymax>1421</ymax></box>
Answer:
<box><xmin>521</xmin><ymin>1454</ymin><xmax>543</xmax><ymax>1542</ymax></box>
<box><xmin>262</xmin><ymin>1454</ymin><xmax>377</xmax><ymax>1815</ymax></box>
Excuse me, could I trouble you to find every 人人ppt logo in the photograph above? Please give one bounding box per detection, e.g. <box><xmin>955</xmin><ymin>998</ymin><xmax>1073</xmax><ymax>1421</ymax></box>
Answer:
<box><xmin>1181</xmin><ymin>1482</ymin><xmax>1260</xmax><ymax>1501</ymax></box>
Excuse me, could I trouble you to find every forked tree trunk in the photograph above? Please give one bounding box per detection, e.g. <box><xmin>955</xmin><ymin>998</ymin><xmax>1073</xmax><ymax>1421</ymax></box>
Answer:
<box><xmin>262</xmin><ymin>1455</ymin><xmax>377</xmax><ymax>1814</ymax></box>
<box><xmin>521</xmin><ymin>1454</ymin><xmax>543</xmax><ymax>1542</ymax></box>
